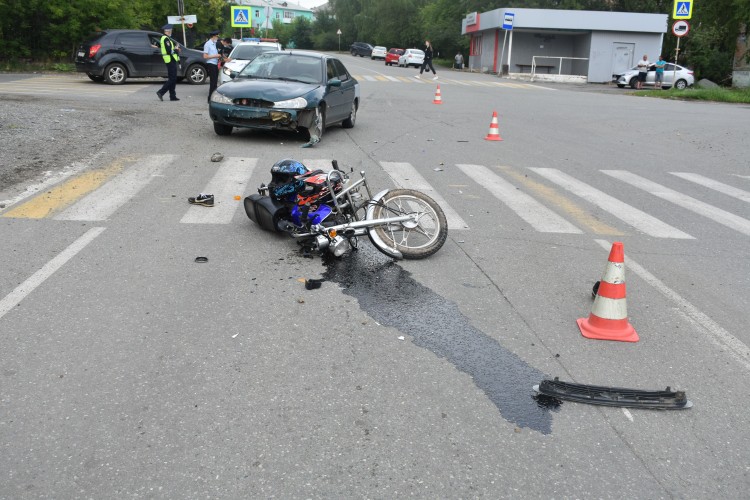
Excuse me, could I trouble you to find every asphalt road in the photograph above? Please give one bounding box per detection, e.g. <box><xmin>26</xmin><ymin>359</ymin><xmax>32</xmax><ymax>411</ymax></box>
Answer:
<box><xmin>1</xmin><ymin>57</ymin><xmax>750</xmax><ymax>498</ymax></box>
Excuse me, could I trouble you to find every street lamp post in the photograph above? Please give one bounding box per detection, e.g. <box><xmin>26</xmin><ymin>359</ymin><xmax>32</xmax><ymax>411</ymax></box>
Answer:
<box><xmin>337</xmin><ymin>29</ymin><xmax>342</xmax><ymax>53</ymax></box>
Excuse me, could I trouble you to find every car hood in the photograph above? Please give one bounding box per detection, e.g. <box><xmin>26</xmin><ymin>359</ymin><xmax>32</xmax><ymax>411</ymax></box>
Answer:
<box><xmin>218</xmin><ymin>78</ymin><xmax>322</xmax><ymax>101</ymax></box>
<box><xmin>224</xmin><ymin>60</ymin><xmax>249</xmax><ymax>73</ymax></box>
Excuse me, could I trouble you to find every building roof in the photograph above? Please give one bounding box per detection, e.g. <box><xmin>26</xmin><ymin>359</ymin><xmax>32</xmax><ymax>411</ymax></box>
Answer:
<box><xmin>463</xmin><ymin>8</ymin><xmax>668</xmax><ymax>35</ymax></box>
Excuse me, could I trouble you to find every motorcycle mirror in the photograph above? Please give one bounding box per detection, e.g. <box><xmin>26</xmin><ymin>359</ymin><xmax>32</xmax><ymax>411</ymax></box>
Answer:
<box><xmin>332</xmin><ymin>160</ymin><xmax>340</xmax><ymax>171</ymax></box>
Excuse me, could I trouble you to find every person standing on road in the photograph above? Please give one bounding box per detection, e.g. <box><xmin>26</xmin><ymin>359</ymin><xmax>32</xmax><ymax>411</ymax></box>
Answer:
<box><xmin>218</xmin><ymin>37</ymin><xmax>233</xmax><ymax>70</ymax></box>
<box><xmin>416</xmin><ymin>40</ymin><xmax>437</xmax><ymax>80</ymax></box>
<box><xmin>204</xmin><ymin>30</ymin><xmax>222</xmax><ymax>102</ymax></box>
<box><xmin>156</xmin><ymin>24</ymin><xmax>181</xmax><ymax>102</ymax></box>
<box><xmin>655</xmin><ymin>55</ymin><xmax>666</xmax><ymax>89</ymax></box>
<box><xmin>636</xmin><ymin>54</ymin><xmax>649</xmax><ymax>90</ymax></box>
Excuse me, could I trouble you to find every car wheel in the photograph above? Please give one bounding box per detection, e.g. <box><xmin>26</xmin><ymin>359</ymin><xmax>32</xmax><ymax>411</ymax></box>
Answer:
<box><xmin>186</xmin><ymin>64</ymin><xmax>206</xmax><ymax>85</ymax></box>
<box><xmin>213</xmin><ymin>123</ymin><xmax>233</xmax><ymax>136</ymax></box>
<box><xmin>104</xmin><ymin>63</ymin><xmax>127</xmax><ymax>85</ymax></box>
<box><xmin>674</xmin><ymin>79</ymin><xmax>688</xmax><ymax>90</ymax></box>
<box><xmin>87</xmin><ymin>73</ymin><xmax>104</xmax><ymax>82</ymax></box>
<box><xmin>629</xmin><ymin>77</ymin><xmax>638</xmax><ymax>89</ymax></box>
<box><xmin>342</xmin><ymin>100</ymin><xmax>357</xmax><ymax>129</ymax></box>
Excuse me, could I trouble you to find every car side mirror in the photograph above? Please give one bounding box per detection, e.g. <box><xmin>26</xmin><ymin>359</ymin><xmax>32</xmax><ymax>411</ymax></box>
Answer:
<box><xmin>327</xmin><ymin>78</ymin><xmax>342</xmax><ymax>87</ymax></box>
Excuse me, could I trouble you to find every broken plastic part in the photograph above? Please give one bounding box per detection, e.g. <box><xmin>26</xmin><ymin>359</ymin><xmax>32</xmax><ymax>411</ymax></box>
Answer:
<box><xmin>533</xmin><ymin>377</ymin><xmax>693</xmax><ymax>410</ymax></box>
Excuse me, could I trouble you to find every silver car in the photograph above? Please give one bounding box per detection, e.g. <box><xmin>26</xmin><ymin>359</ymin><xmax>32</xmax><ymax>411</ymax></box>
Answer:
<box><xmin>615</xmin><ymin>63</ymin><xmax>694</xmax><ymax>90</ymax></box>
<box><xmin>398</xmin><ymin>49</ymin><xmax>425</xmax><ymax>68</ymax></box>
<box><xmin>371</xmin><ymin>46</ymin><xmax>387</xmax><ymax>60</ymax></box>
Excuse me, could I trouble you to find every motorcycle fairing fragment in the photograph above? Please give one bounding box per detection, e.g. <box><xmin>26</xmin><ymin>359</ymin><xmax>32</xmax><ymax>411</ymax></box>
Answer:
<box><xmin>533</xmin><ymin>377</ymin><xmax>693</xmax><ymax>410</ymax></box>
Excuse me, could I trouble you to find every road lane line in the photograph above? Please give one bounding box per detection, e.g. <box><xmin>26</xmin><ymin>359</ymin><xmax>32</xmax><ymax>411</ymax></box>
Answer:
<box><xmin>0</xmin><ymin>227</ymin><xmax>106</xmax><ymax>321</ymax></box>
<box><xmin>54</xmin><ymin>154</ymin><xmax>174</xmax><ymax>221</ymax></box>
<box><xmin>497</xmin><ymin>165</ymin><xmax>622</xmax><ymax>235</ymax></box>
<box><xmin>530</xmin><ymin>168</ymin><xmax>694</xmax><ymax>239</ymax></box>
<box><xmin>670</xmin><ymin>172</ymin><xmax>750</xmax><ymax>203</ymax></box>
<box><xmin>603</xmin><ymin>170</ymin><xmax>750</xmax><ymax>236</ymax></box>
<box><xmin>458</xmin><ymin>164</ymin><xmax>582</xmax><ymax>233</ymax></box>
<box><xmin>380</xmin><ymin>162</ymin><xmax>469</xmax><ymax>230</ymax></box>
<box><xmin>1</xmin><ymin>160</ymin><xmax>128</xmax><ymax>219</ymax></box>
<box><xmin>180</xmin><ymin>157</ymin><xmax>257</xmax><ymax>224</ymax></box>
<box><xmin>595</xmin><ymin>239</ymin><xmax>750</xmax><ymax>371</ymax></box>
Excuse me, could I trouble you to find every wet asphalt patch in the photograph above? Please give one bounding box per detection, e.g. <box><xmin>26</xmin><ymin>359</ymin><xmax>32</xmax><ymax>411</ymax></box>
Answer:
<box><xmin>322</xmin><ymin>247</ymin><xmax>559</xmax><ymax>434</ymax></box>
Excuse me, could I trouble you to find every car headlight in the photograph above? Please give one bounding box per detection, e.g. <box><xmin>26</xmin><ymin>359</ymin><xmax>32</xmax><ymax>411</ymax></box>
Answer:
<box><xmin>222</xmin><ymin>66</ymin><xmax>234</xmax><ymax>77</ymax></box>
<box><xmin>210</xmin><ymin>91</ymin><xmax>233</xmax><ymax>104</ymax></box>
<box><xmin>273</xmin><ymin>97</ymin><xmax>307</xmax><ymax>109</ymax></box>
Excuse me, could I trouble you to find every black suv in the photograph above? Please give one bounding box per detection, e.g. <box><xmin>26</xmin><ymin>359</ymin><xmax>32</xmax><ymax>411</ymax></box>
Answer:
<box><xmin>350</xmin><ymin>42</ymin><xmax>373</xmax><ymax>57</ymax></box>
<box><xmin>74</xmin><ymin>29</ymin><xmax>208</xmax><ymax>85</ymax></box>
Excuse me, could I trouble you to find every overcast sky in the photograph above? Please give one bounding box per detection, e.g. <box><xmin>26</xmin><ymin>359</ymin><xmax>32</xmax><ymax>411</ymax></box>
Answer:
<box><xmin>295</xmin><ymin>0</ymin><xmax>328</xmax><ymax>8</ymax></box>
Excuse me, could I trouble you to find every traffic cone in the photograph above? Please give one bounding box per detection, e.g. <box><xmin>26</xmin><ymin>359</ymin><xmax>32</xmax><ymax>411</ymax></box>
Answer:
<box><xmin>577</xmin><ymin>242</ymin><xmax>639</xmax><ymax>342</ymax></box>
<box><xmin>432</xmin><ymin>84</ymin><xmax>443</xmax><ymax>104</ymax></box>
<box><xmin>484</xmin><ymin>111</ymin><xmax>503</xmax><ymax>141</ymax></box>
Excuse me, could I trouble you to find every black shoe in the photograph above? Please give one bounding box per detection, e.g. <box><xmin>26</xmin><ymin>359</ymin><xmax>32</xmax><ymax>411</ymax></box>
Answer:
<box><xmin>188</xmin><ymin>193</ymin><xmax>214</xmax><ymax>207</ymax></box>
<box><xmin>170</xmin><ymin>97</ymin><xmax>180</xmax><ymax>101</ymax></box>
<box><xmin>156</xmin><ymin>92</ymin><xmax>164</xmax><ymax>101</ymax></box>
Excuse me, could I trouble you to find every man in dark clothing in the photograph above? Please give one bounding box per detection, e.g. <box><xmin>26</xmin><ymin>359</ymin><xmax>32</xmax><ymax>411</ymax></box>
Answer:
<box><xmin>204</xmin><ymin>30</ymin><xmax>222</xmax><ymax>102</ymax></box>
<box><xmin>156</xmin><ymin>24</ymin><xmax>181</xmax><ymax>101</ymax></box>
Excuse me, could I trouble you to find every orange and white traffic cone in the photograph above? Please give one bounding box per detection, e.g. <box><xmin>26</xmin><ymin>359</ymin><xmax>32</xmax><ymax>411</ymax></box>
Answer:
<box><xmin>484</xmin><ymin>111</ymin><xmax>503</xmax><ymax>141</ymax></box>
<box><xmin>432</xmin><ymin>84</ymin><xmax>443</xmax><ymax>104</ymax></box>
<box><xmin>577</xmin><ymin>242</ymin><xmax>639</xmax><ymax>342</ymax></box>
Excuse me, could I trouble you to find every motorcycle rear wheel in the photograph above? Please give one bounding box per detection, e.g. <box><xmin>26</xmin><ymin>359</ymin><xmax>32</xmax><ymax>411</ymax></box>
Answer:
<box><xmin>368</xmin><ymin>189</ymin><xmax>448</xmax><ymax>259</ymax></box>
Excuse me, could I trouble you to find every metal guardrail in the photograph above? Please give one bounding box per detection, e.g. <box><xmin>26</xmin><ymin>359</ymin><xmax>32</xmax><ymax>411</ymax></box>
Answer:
<box><xmin>531</xmin><ymin>55</ymin><xmax>589</xmax><ymax>79</ymax></box>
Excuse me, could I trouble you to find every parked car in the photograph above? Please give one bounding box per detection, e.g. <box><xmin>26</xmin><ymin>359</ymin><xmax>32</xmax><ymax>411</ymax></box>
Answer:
<box><xmin>398</xmin><ymin>49</ymin><xmax>425</xmax><ymax>68</ymax></box>
<box><xmin>384</xmin><ymin>48</ymin><xmax>404</xmax><ymax>66</ymax></box>
<box><xmin>371</xmin><ymin>46</ymin><xmax>387</xmax><ymax>60</ymax></box>
<box><xmin>74</xmin><ymin>29</ymin><xmax>208</xmax><ymax>85</ymax></box>
<box><xmin>350</xmin><ymin>42</ymin><xmax>373</xmax><ymax>57</ymax></box>
<box><xmin>209</xmin><ymin>51</ymin><xmax>360</xmax><ymax>141</ymax></box>
<box><xmin>220</xmin><ymin>40</ymin><xmax>282</xmax><ymax>85</ymax></box>
<box><xmin>615</xmin><ymin>63</ymin><xmax>694</xmax><ymax>90</ymax></box>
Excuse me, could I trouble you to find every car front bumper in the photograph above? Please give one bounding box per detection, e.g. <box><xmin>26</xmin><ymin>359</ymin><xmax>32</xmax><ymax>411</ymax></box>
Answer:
<box><xmin>209</xmin><ymin>103</ymin><xmax>316</xmax><ymax>132</ymax></box>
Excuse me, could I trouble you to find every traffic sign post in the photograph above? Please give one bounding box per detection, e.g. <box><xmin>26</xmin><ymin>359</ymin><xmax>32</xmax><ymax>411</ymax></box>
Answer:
<box><xmin>672</xmin><ymin>0</ymin><xmax>693</xmax><ymax>19</ymax></box>
<box><xmin>168</xmin><ymin>14</ymin><xmax>197</xmax><ymax>45</ymax></box>
<box><xmin>337</xmin><ymin>29</ymin><xmax>342</xmax><ymax>53</ymax></box>
<box><xmin>671</xmin><ymin>20</ymin><xmax>690</xmax><ymax>88</ymax></box>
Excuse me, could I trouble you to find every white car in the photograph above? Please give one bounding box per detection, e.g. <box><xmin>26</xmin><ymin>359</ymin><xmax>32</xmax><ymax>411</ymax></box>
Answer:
<box><xmin>371</xmin><ymin>46</ymin><xmax>387</xmax><ymax>60</ymax></box>
<box><xmin>398</xmin><ymin>49</ymin><xmax>424</xmax><ymax>68</ymax></box>
<box><xmin>220</xmin><ymin>40</ymin><xmax>282</xmax><ymax>84</ymax></box>
<box><xmin>615</xmin><ymin>63</ymin><xmax>694</xmax><ymax>90</ymax></box>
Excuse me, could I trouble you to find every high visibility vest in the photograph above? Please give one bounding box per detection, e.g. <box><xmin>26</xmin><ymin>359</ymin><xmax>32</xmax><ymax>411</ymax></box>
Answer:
<box><xmin>160</xmin><ymin>36</ymin><xmax>180</xmax><ymax>64</ymax></box>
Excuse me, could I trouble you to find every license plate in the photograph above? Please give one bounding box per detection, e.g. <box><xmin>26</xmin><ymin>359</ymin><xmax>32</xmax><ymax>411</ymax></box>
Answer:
<box><xmin>77</xmin><ymin>51</ymin><xmax>85</xmax><ymax>58</ymax></box>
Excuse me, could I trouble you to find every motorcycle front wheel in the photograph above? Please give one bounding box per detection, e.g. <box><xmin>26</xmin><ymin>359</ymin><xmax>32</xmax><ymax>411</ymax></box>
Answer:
<box><xmin>368</xmin><ymin>189</ymin><xmax>448</xmax><ymax>259</ymax></box>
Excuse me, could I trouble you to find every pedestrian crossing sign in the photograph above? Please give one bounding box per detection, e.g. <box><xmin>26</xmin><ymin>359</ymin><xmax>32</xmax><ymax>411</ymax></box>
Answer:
<box><xmin>231</xmin><ymin>7</ymin><xmax>250</xmax><ymax>27</ymax></box>
<box><xmin>672</xmin><ymin>0</ymin><xmax>692</xmax><ymax>19</ymax></box>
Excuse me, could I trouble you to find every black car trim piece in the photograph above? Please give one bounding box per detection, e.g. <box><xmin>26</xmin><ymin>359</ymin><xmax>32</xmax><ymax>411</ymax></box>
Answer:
<box><xmin>533</xmin><ymin>377</ymin><xmax>693</xmax><ymax>410</ymax></box>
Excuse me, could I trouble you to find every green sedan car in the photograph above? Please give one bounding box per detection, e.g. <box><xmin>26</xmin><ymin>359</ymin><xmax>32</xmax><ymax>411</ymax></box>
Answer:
<box><xmin>209</xmin><ymin>51</ymin><xmax>360</xmax><ymax>145</ymax></box>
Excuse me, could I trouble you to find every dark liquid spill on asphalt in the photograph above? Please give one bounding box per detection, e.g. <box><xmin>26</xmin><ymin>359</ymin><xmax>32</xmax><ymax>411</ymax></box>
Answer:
<box><xmin>322</xmin><ymin>247</ymin><xmax>560</xmax><ymax>434</ymax></box>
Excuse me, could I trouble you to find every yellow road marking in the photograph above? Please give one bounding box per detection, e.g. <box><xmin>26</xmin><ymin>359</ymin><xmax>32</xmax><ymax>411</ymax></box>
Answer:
<box><xmin>2</xmin><ymin>159</ymin><xmax>131</xmax><ymax>219</ymax></box>
<box><xmin>496</xmin><ymin>165</ymin><xmax>624</xmax><ymax>235</ymax></box>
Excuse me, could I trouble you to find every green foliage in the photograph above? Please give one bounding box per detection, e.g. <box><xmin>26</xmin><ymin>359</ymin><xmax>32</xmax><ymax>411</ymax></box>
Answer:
<box><xmin>644</xmin><ymin>86</ymin><xmax>750</xmax><ymax>102</ymax></box>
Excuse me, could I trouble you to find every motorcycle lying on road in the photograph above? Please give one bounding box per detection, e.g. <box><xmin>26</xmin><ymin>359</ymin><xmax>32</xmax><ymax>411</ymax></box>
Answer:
<box><xmin>244</xmin><ymin>159</ymin><xmax>448</xmax><ymax>259</ymax></box>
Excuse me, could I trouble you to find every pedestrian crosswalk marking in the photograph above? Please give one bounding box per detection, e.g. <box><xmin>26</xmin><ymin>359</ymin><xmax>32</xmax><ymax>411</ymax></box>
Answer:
<box><xmin>380</xmin><ymin>161</ymin><xmax>469</xmax><ymax>230</ymax></box>
<box><xmin>1</xmin><ymin>159</ymin><xmax>128</xmax><ymax>219</ymax></box>
<box><xmin>458</xmin><ymin>164</ymin><xmax>582</xmax><ymax>233</ymax></box>
<box><xmin>0</xmin><ymin>75</ymin><xmax>151</xmax><ymax>96</ymax></box>
<box><xmin>181</xmin><ymin>158</ymin><xmax>257</xmax><ymax>224</ymax></box>
<box><xmin>670</xmin><ymin>172</ymin><xmax>750</xmax><ymax>203</ymax></box>
<box><xmin>54</xmin><ymin>155</ymin><xmax>173</xmax><ymax>221</ymax></box>
<box><xmin>602</xmin><ymin>170</ymin><xmax>750</xmax><ymax>236</ymax></box>
<box><xmin>496</xmin><ymin>165</ymin><xmax>622</xmax><ymax>235</ymax></box>
<box><xmin>530</xmin><ymin>168</ymin><xmax>693</xmax><ymax>239</ymax></box>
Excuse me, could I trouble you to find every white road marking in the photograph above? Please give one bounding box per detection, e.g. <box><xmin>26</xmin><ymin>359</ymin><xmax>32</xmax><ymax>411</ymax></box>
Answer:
<box><xmin>380</xmin><ymin>162</ymin><xmax>469</xmax><ymax>230</ymax></box>
<box><xmin>0</xmin><ymin>227</ymin><xmax>106</xmax><ymax>320</ymax></box>
<box><xmin>458</xmin><ymin>164</ymin><xmax>582</xmax><ymax>233</ymax></box>
<box><xmin>595</xmin><ymin>239</ymin><xmax>750</xmax><ymax>371</ymax></box>
<box><xmin>530</xmin><ymin>168</ymin><xmax>693</xmax><ymax>239</ymax></box>
<box><xmin>54</xmin><ymin>154</ymin><xmax>173</xmax><ymax>221</ymax></box>
<box><xmin>603</xmin><ymin>170</ymin><xmax>750</xmax><ymax>236</ymax></box>
<box><xmin>181</xmin><ymin>158</ymin><xmax>257</xmax><ymax>224</ymax></box>
<box><xmin>622</xmin><ymin>409</ymin><xmax>634</xmax><ymax>422</ymax></box>
<box><xmin>670</xmin><ymin>172</ymin><xmax>750</xmax><ymax>203</ymax></box>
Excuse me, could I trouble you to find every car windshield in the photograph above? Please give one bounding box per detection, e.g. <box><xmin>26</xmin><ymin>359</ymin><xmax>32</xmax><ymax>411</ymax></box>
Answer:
<box><xmin>238</xmin><ymin>53</ymin><xmax>323</xmax><ymax>84</ymax></box>
<box><xmin>230</xmin><ymin>45</ymin><xmax>276</xmax><ymax>60</ymax></box>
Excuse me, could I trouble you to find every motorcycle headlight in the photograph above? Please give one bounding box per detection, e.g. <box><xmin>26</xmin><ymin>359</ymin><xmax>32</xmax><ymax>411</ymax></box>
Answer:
<box><xmin>273</xmin><ymin>97</ymin><xmax>307</xmax><ymax>109</ymax></box>
<box><xmin>210</xmin><ymin>91</ymin><xmax>233</xmax><ymax>104</ymax></box>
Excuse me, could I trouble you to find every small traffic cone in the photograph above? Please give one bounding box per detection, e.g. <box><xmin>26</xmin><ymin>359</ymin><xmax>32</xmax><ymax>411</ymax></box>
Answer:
<box><xmin>432</xmin><ymin>84</ymin><xmax>443</xmax><ymax>104</ymax></box>
<box><xmin>577</xmin><ymin>242</ymin><xmax>639</xmax><ymax>342</ymax></box>
<box><xmin>484</xmin><ymin>111</ymin><xmax>503</xmax><ymax>141</ymax></box>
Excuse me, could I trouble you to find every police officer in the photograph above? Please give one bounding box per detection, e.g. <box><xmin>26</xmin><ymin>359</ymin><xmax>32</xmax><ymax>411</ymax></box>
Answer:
<box><xmin>156</xmin><ymin>24</ymin><xmax>181</xmax><ymax>101</ymax></box>
<box><xmin>203</xmin><ymin>30</ymin><xmax>222</xmax><ymax>102</ymax></box>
